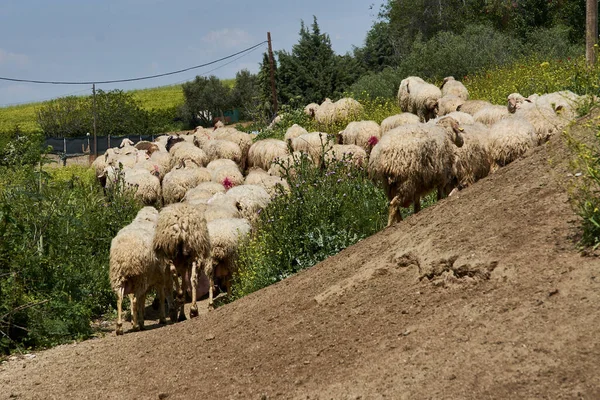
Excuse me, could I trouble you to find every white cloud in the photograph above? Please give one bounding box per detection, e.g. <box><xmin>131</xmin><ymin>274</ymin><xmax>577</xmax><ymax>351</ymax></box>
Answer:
<box><xmin>0</xmin><ymin>48</ymin><xmax>29</xmax><ymax>66</ymax></box>
<box><xmin>201</xmin><ymin>29</ymin><xmax>252</xmax><ymax>48</ymax></box>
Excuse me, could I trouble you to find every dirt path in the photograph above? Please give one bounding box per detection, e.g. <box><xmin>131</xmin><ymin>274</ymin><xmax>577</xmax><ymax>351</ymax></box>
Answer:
<box><xmin>1</xmin><ymin>115</ymin><xmax>599</xmax><ymax>399</ymax></box>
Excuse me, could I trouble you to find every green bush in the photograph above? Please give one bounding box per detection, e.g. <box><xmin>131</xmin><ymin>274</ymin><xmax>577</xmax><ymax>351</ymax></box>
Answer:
<box><xmin>0</xmin><ymin>138</ymin><xmax>140</xmax><ymax>353</ymax></box>
<box><xmin>233</xmin><ymin>152</ymin><xmax>388</xmax><ymax>298</ymax></box>
<box><xmin>565</xmin><ymin>121</ymin><xmax>600</xmax><ymax>249</ymax></box>
<box><xmin>348</xmin><ymin>67</ymin><xmax>403</xmax><ymax>101</ymax></box>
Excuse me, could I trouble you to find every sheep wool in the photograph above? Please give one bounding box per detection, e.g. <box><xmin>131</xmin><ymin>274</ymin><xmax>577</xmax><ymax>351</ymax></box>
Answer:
<box><xmin>248</xmin><ymin>139</ymin><xmax>289</xmax><ymax>171</ymax></box>
<box><xmin>338</xmin><ymin>120</ymin><xmax>381</xmax><ymax>150</ymax></box>
<box><xmin>380</xmin><ymin>113</ymin><xmax>420</xmax><ymax>134</ymax></box>
<box><xmin>440</xmin><ymin>76</ymin><xmax>469</xmax><ymax>100</ymax></box>
<box><xmin>284</xmin><ymin>124</ymin><xmax>309</xmax><ymax>141</ymax></box>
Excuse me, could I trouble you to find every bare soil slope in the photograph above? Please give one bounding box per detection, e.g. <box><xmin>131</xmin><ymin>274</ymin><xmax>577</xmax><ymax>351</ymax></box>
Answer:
<box><xmin>2</xmin><ymin>114</ymin><xmax>600</xmax><ymax>400</ymax></box>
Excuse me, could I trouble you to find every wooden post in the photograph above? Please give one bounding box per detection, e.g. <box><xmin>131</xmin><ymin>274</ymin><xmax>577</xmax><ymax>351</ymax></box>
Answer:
<box><xmin>267</xmin><ymin>32</ymin><xmax>278</xmax><ymax>117</ymax></box>
<box><xmin>586</xmin><ymin>0</ymin><xmax>598</xmax><ymax>66</ymax></box>
<box><xmin>92</xmin><ymin>83</ymin><xmax>98</xmax><ymax>158</ymax></box>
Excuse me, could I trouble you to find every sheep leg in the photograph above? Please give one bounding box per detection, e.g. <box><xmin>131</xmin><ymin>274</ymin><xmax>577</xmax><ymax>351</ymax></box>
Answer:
<box><xmin>137</xmin><ymin>291</ymin><xmax>146</xmax><ymax>331</ymax></box>
<box><xmin>116</xmin><ymin>287</ymin><xmax>124</xmax><ymax>336</ymax></box>
<box><xmin>170</xmin><ymin>263</ymin><xmax>186</xmax><ymax>322</ymax></box>
<box><xmin>130</xmin><ymin>293</ymin><xmax>140</xmax><ymax>332</ymax></box>
<box><xmin>157</xmin><ymin>285</ymin><xmax>167</xmax><ymax>325</ymax></box>
<box><xmin>189</xmin><ymin>259</ymin><xmax>199</xmax><ymax>318</ymax></box>
<box><xmin>387</xmin><ymin>195</ymin><xmax>403</xmax><ymax>227</ymax></box>
<box><xmin>165</xmin><ymin>272</ymin><xmax>177</xmax><ymax>323</ymax></box>
<box><xmin>208</xmin><ymin>273</ymin><xmax>215</xmax><ymax>311</ymax></box>
<box><xmin>413</xmin><ymin>194</ymin><xmax>421</xmax><ymax>214</ymax></box>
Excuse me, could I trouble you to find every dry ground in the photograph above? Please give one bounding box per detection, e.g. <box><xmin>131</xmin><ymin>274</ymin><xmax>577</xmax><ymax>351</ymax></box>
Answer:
<box><xmin>1</xmin><ymin>114</ymin><xmax>599</xmax><ymax>399</ymax></box>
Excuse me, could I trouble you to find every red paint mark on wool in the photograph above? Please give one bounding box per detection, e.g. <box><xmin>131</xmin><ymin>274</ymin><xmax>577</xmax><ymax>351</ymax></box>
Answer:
<box><xmin>222</xmin><ymin>177</ymin><xmax>234</xmax><ymax>190</ymax></box>
<box><xmin>367</xmin><ymin>136</ymin><xmax>379</xmax><ymax>147</ymax></box>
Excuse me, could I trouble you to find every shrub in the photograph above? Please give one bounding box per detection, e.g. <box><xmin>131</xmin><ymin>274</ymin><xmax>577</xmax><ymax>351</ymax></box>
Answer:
<box><xmin>0</xmin><ymin>137</ymin><xmax>140</xmax><ymax>352</ymax></box>
<box><xmin>564</xmin><ymin>120</ymin><xmax>600</xmax><ymax>249</ymax></box>
<box><xmin>348</xmin><ymin>67</ymin><xmax>403</xmax><ymax>101</ymax></box>
<box><xmin>233</xmin><ymin>152</ymin><xmax>388</xmax><ymax>298</ymax></box>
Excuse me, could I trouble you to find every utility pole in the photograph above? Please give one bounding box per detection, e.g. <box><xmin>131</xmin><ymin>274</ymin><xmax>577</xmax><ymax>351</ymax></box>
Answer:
<box><xmin>267</xmin><ymin>32</ymin><xmax>278</xmax><ymax>117</ymax></box>
<box><xmin>92</xmin><ymin>84</ymin><xmax>98</xmax><ymax>159</ymax></box>
<box><xmin>586</xmin><ymin>0</ymin><xmax>598</xmax><ymax>66</ymax></box>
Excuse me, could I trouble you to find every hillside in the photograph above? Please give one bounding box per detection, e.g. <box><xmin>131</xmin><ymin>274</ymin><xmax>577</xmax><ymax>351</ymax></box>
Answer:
<box><xmin>1</xmin><ymin>112</ymin><xmax>599</xmax><ymax>399</ymax></box>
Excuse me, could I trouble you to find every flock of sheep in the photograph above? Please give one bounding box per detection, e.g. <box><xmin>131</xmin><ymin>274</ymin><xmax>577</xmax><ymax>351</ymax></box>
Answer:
<box><xmin>94</xmin><ymin>75</ymin><xmax>588</xmax><ymax>335</ymax></box>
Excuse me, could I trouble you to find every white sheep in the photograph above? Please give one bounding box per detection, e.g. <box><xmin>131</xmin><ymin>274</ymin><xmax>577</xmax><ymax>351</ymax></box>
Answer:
<box><xmin>122</xmin><ymin>167</ymin><xmax>162</xmax><ymax>206</ymax></box>
<box><xmin>325</xmin><ymin>144</ymin><xmax>367</xmax><ymax>166</ymax></box>
<box><xmin>380</xmin><ymin>113</ymin><xmax>421</xmax><ymax>134</ymax></box>
<box><xmin>110</xmin><ymin>206</ymin><xmax>169</xmax><ymax>335</ymax></box>
<box><xmin>446</xmin><ymin>122</ymin><xmax>492</xmax><ymax>190</ymax></box>
<box><xmin>206</xmin><ymin>218</ymin><xmax>252</xmax><ymax>304</ymax></box>
<box><xmin>398</xmin><ymin>76</ymin><xmax>442</xmax><ymax>122</ymax></box>
<box><xmin>211</xmin><ymin>127</ymin><xmax>253</xmax><ymax>169</ymax></box>
<box><xmin>444</xmin><ymin>111</ymin><xmax>476</xmax><ymax>126</ymax></box>
<box><xmin>440</xmin><ymin>76</ymin><xmax>469</xmax><ymax>100</ymax></box>
<box><xmin>162</xmin><ymin>162</ymin><xmax>212</xmax><ymax>204</ymax></box>
<box><xmin>211</xmin><ymin>165</ymin><xmax>245</xmax><ymax>189</ymax></box>
<box><xmin>244</xmin><ymin>167</ymin><xmax>290</xmax><ymax>197</ymax></box>
<box><xmin>267</xmin><ymin>151</ymin><xmax>312</xmax><ymax>178</ymax></box>
<box><xmin>304</xmin><ymin>103</ymin><xmax>319</xmax><ymax>118</ymax></box>
<box><xmin>284</xmin><ymin>124</ymin><xmax>309</xmax><ymax>141</ymax></box>
<box><xmin>437</xmin><ymin>95</ymin><xmax>465</xmax><ymax>116</ymax></box>
<box><xmin>368</xmin><ymin>116</ymin><xmax>464</xmax><ymax>226</ymax></box>
<box><xmin>488</xmin><ymin>116</ymin><xmax>536</xmax><ymax>168</ymax></box>
<box><xmin>337</xmin><ymin>120</ymin><xmax>381</xmax><ymax>151</ymax></box>
<box><xmin>314</xmin><ymin>98</ymin><xmax>335</xmax><ymax>125</ymax></box>
<box><xmin>291</xmin><ymin>132</ymin><xmax>334</xmax><ymax>166</ymax></box>
<box><xmin>153</xmin><ymin>202</ymin><xmax>211</xmax><ymax>319</ymax></box>
<box><xmin>457</xmin><ymin>100</ymin><xmax>493</xmax><ymax>116</ymax></box>
<box><xmin>224</xmin><ymin>184</ymin><xmax>271</xmax><ymax>223</ymax></box>
<box><xmin>168</xmin><ymin>140</ymin><xmax>208</xmax><ymax>169</ymax></box>
<box><xmin>247</xmin><ymin>139</ymin><xmax>289</xmax><ymax>171</ymax></box>
<box><xmin>473</xmin><ymin>105</ymin><xmax>510</xmax><ymax>126</ymax></box>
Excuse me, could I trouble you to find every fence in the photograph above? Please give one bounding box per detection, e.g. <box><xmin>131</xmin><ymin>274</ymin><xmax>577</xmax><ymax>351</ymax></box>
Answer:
<box><xmin>45</xmin><ymin>134</ymin><xmax>157</xmax><ymax>158</ymax></box>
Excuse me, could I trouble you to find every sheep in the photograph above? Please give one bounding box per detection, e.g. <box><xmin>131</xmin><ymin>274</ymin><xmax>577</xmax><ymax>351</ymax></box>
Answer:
<box><xmin>332</xmin><ymin>98</ymin><xmax>364</xmax><ymax>123</ymax></box>
<box><xmin>153</xmin><ymin>202</ymin><xmax>211</xmax><ymax>318</ymax></box>
<box><xmin>110</xmin><ymin>206</ymin><xmax>169</xmax><ymax>335</ymax></box>
<box><xmin>304</xmin><ymin>103</ymin><xmax>319</xmax><ymax>118</ymax></box>
<box><xmin>206</xmin><ymin>218</ymin><xmax>252</xmax><ymax>302</ymax></box>
<box><xmin>457</xmin><ymin>100</ymin><xmax>493</xmax><ymax>116</ymax></box>
<box><xmin>473</xmin><ymin>105</ymin><xmax>510</xmax><ymax>126</ymax></box>
<box><xmin>183</xmin><ymin>186</ymin><xmax>214</xmax><ymax>205</ymax></box>
<box><xmin>368</xmin><ymin>116</ymin><xmax>464</xmax><ymax>226</ymax></box>
<box><xmin>337</xmin><ymin>120</ymin><xmax>381</xmax><ymax>151</ymax></box>
<box><xmin>488</xmin><ymin>116</ymin><xmax>536</xmax><ymax>168</ymax></box>
<box><xmin>514</xmin><ymin>105</ymin><xmax>565</xmax><ymax>145</ymax></box>
<box><xmin>291</xmin><ymin>132</ymin><xmax>334</xmax><ymax>166</ymax></box>
<box><xmin>325</xmin><ymin>144</ymin><xmax>368</xmax><ymax>166</ymax></box>
<box><xmin>244</xmin><ymin>167</ymin><xmax>289</xmax><ymax>197</ymax></box>
<box><xmin>214</xmin><ymin>120</ymin><xmax>225</xmax><ymax>129</ymax></box>
<box><xmin>437</xmin><ymin>95</ymin><xmax>465</xmax><ymax>116</ymax></box>
<box><xmin>122</xmin><ymin>167</ymin><xmax>162</xmax><ymax>206</ymax></box>
<box><xmin>203</xmin><ymin>139</ymin><xmax>243</xmax><ymax>165</ymax></box>
<box><xmin>247</xmin><ymin>139</ymin><xmax>289</xmax><ymax>171</ymax></box>
<box><xmin>224</xmin><ymin>184</ymin><xmax>271</xmax><ymax>223</ymax></box>
<box><xmin>211</xmin><ymin>127</ymin><xmax>253</xmax><ymax>169</ymax></box>
<box><xmin>444</xmin><ymin>111</ymin><xmax>475</xmax><ymax>126</ymax></box>
<box><xmin>204</xmin><ymin>202</ymin><xmax>241</xmax><ymax>222</ymax></box>
<box><xmin>134</xmin><ymin>141</ymin><xmax>160</xmax><ymax>155</ymax></box>
<box><xmin>446</xmin><ymin>122</ymin><xmax>492</xmax><ymax>190</ymax></box>
<box><xmin>169</xmin><ymin>141</ymin><xmax>209</xmax><ymax>169</ymax></box>
<box><xmin>315</xmin><ymin>98</ymin><xmax>335</xmax><ymax>125</ymax></box>
<box><xmin>440</xmin><ymin>76</ymin><xmax>469</xmax><ymax>100</ymax></box>
<box><xmin>268</xmin><ymin>115</ymin><xmax>282</xmax><ymax>130</ymax></box>
<box><xmin>147</xmin><ymin>151</ymin><xmax>172</xmax><ymax>181</ymax></box>
<box><xmin>119</xmin><ymin>138</ymin><xmax>134</xmax><ymax>148</ymax></box>
<box><xmin>380</xmin><ymin>113</ymin><xmax>421</xmax><ymax>134</ymax></box>
<box><xmin>267</xmin><ymin>151</ymin><xmax>311</xmax><ymax>178</ymax></box>
<box><xmin>398</xmin><ymin>76</ymin><xmax>442</xmax><ymax>122</ymax></box>
<box><xmin>162</xmin><ymin>161</ymin><xmax>212</xmax><ymax>204</ymax></box>
<box><xmin>211</xmin><ymin>165</ymin><xmax>245</xmax><ymax>189</ymax></box>
<box><xmin>284</xmin><ymin>124</ymin><xmax>309</xmax><ymax>141</ymax></box>
<box><xmin>206</xmin><ymin>158</ymin><xmax>239</xmax><ymax>172</ymax></box>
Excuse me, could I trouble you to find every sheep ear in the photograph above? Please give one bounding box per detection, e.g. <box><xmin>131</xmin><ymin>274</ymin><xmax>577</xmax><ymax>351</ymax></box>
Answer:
<box><xmin>406</xmin><ymin>81</ymin><xmax>410</xmax><ymax>94</ymax></box>
<box><xmin>525</xmin><ymin>98</ymin><xmax>533</xmax><ymax>103</ymax></box>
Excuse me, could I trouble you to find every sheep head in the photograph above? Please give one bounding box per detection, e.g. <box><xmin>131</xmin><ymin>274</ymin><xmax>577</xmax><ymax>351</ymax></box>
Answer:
<box><xmin>425</xmin><ymin>98</ymin><xmax>439</xmax><ymax>121</ymax></box>
<box><xmin>440</xmin><ymin>76</ymin><xmax>455</xmax><ymax>89</ymax></box>
<box><xmin>507</xmin><ymin>93</ymin><xmax>531</xmax><ymax>113</ymax></box>
<box><xmin>436</xmin><ymin>116</ymin><xmax>464</xmax><ymax>148</ymax></box>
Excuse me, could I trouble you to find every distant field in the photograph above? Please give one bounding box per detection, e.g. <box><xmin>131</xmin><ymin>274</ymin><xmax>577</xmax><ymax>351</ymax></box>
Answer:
<box><xmin>0</xmin><ymin>78</ymin><xmax>235</xmax><ymax>135</ymax></box>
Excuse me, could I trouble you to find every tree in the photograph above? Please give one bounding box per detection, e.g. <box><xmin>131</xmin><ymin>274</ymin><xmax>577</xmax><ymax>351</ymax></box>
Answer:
<box><xmin>37</xmin><ymin>96</ymin><xmax>91</xmax><ymax>138</ymax></box>
<box><xmin>180</xmin><ymin>75</ymin><xmax>232</xmax><ymax>128</ymax></box>
<box><xmin>231</xmin><ymin>69</ymin><xmax>261</xmax><ymax>121</ymax></box>
<box><xmin>277</xmin><ymin>16</ymin><xmax>339</xmax><ymax>106</ymax></box>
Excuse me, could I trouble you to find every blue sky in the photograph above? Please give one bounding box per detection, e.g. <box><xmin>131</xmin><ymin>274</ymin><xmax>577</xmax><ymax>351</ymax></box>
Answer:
<box><xmin>0</xmin><ymin>0</ymin><xmax>385</xmax><ymax>106</ymax></box>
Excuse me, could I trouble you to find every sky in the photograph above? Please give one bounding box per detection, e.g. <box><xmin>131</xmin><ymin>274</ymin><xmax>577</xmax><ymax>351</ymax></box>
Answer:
<box><xmin>0</xmin><ymin>0</ymin><xmax>385</xmax><ymax>107</ymax></box>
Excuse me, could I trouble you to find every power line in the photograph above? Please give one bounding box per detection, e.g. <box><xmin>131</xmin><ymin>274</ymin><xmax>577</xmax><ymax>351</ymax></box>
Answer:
<box><xmin>0</xmin><ymin>43</ymin><xmax>268</xmax><ymax>107</ymax></box>
<box><xmin>0</xmin><ymin>41</ymin><xmax>267</xmax><ymax>85</ymax></box>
